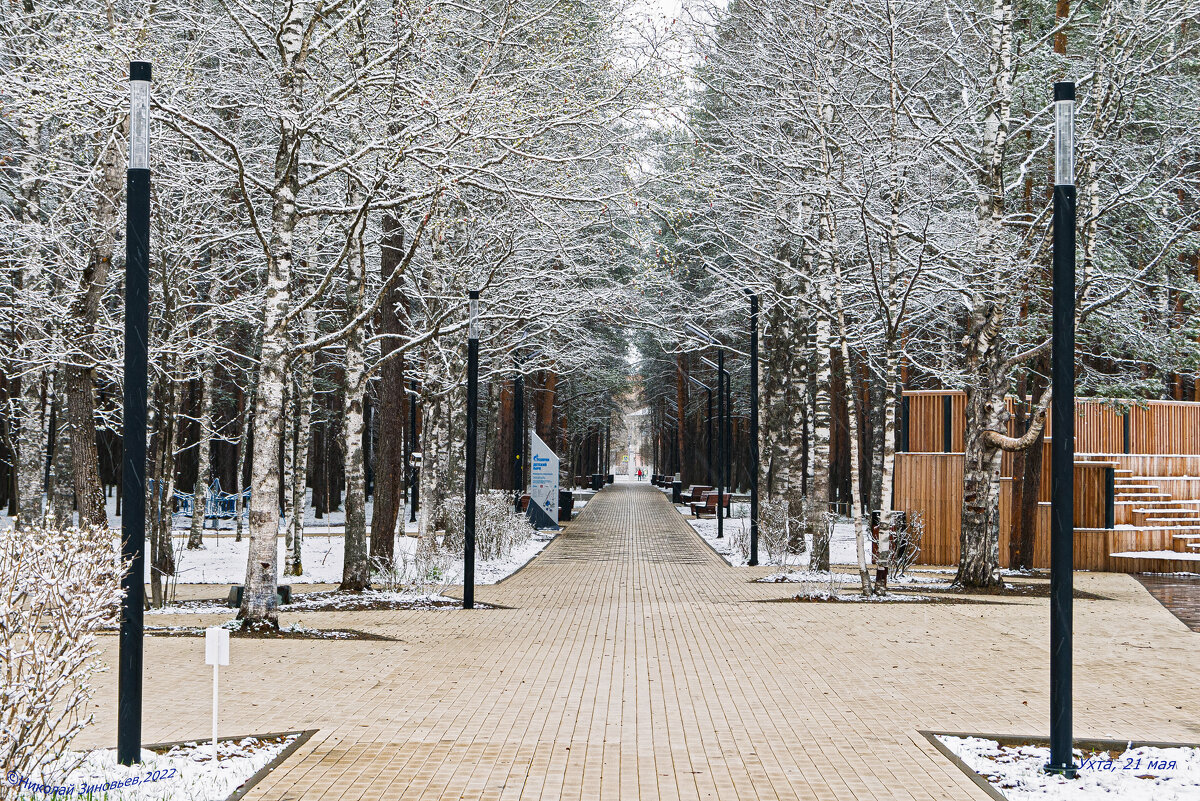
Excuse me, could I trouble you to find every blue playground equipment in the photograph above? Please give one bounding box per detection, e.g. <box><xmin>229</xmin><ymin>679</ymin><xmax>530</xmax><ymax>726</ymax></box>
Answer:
<box><xmin>171</xmin><ymin>478</ymin><xmax>250</xmax><ymax>527</ymax></box>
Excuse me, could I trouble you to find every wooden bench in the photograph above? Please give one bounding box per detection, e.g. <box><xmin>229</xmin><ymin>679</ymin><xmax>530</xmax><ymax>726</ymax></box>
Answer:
<box><xmin>690</xmin><ymin>491</ymin><xmax>730</xmax><ymax>518</ymax></box>
<box><xmin>684</xmin><ymin>485</ymin><xmax>713</xmax><ymax>504</ymax></box>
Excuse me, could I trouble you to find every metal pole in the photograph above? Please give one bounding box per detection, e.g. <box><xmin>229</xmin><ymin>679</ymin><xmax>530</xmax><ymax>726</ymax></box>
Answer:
<box><xmin>1047</xmin><ymin>80</ymin><xmax>1076</xmax><ymax>778</ymax></box>
<box><xmin>409</xmin><ymin>379</ymin><xmax>418</xmax><ymax>523</ymax></box>
<box><xmin>723</xmin><ymin>360</ymin><xmax>732</xmax><ymax>519</ymax></box>
<box><xmin>118</xmin><ymin>60</ymin><xmax>151</xmax><ymax>766</ymax></box>
<box><xmin>464</xmin><ymin>291</ymin><xmax>479</xmax><ymax>610</ymax></box>
<box><xmin>749</xmin><ymin>293</ymin><xmax>760</xmax><ymax>565</ymax></box>
<box><xmin>716</xmin><ymin>350</ymin><xmax>724</xmax><ymax>539</ymax></box>
<box><xmin>513</xmin><ymin>370</ymin><xmax>524</xmax><ymax>512</ymax></box>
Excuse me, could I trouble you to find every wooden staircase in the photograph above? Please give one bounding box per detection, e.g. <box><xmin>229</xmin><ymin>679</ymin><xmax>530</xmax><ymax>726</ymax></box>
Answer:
<box><xmin>1106</xmin><ymin>467</ymin><xmax>1200</xmax><ymax>569</ymax></box>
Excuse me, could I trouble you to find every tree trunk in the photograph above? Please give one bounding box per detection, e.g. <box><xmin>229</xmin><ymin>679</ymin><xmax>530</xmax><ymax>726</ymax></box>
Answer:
<box><xmin>340</xmin><ymin>200</ymin><xmax>370</xmax><ymax>592</ymax></box>
<box><xmin>188</xmin><ymin>365</ymin><xmax>214</xmax><ymax>548</ymax></box>
<box><xmin>287</xmin><ymin>324</ymin><xmax>314</xmax><ymax>576</ymax></box>
<box><xmin>874</xmin><ymin>348</ymin><xmax>899</xmax><ymax>593</ymax></box>
<box><xmin>956</xmin><ymin>302</ymin><xmax>1009</xmax><ymax>588</ymax></box>
<box><xmin>51</xmin><ymin>391</ymin><xmax>74</xmax><ymax>525</ymax></box>
<box><xmin>370</xmin><ymin>212</ymin><xmax>406</xmax><ymax>563</ymax></box>
<box><xmin>808</xmin><ymin>315</ymin><xmax>833</xmax><ymax>571</ymax></box>
<box><xmin>15</xmin><ymin>371</ymin><xmax>46</xmax><ymax>529</ymax></box>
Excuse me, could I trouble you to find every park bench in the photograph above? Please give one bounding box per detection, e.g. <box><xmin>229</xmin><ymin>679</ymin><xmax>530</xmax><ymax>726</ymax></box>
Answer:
<box><xmin>690</xmin><ymin>491</ymin><xmax>730</xmax><ymax>518</ymax></box>
<box><xmin>683</xmin><ymin>485</ymin><xmax>713</xmax><ymax>503</ymax></box>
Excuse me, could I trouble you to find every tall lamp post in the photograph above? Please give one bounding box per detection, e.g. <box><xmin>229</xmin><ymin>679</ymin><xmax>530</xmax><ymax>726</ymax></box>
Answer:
<box><xmin>1046</xmin><ymin>81</ymin><xmax>1077</xmax><ymax>777</ymax></box>
<box><xmin>747</xmin><ymin>292</ymin><xmax>759</xmax><ymax>565</ymax></box>
<box><xmin>408</xmin><ymin>378</ymin><xmax>420</xmax><ymax>523</ymax></box>
<box><xmin>464</xmin><ymin>290</ymin><xmax>480</xmax><ymax>610</ymax></box>
<box><xmin>118</xmin><ymin>60</ymin><xmax>151</xmax><ymax>766</ymax></box>
<box><xmin>512</xmin><ymin>364</ymin><xmax>524</xmax><ymax>512</ymax></box>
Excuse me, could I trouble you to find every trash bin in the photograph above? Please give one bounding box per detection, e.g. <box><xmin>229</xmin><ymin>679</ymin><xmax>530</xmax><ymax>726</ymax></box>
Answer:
<box><xmin>591</xmin><ymin>473</ymin><xmax>603</xmax><ymax>490</ymax></box>
<box><xmin>671</xmin><ymin>481</ymin><xmax>683</xmax><ymax>504</ymax></box>
<box><xmin>559</xmin><ymin>490</ymin><xmax>574</xmax><ymax>522</ymax></box>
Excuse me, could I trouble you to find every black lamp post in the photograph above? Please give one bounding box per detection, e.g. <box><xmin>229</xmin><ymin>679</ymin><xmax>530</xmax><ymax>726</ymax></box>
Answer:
<box><xmin>408</xmin><ymin>378</ymin><xmax>419</xmax><ymax>523</ymax></box>
<box><xmin>1046</xmin><ymin>80</ymin><xmax>1077</xmax><ymax>778</ymax></box>
<box><xmin>118</xmin><ymin>60</ymin><xmax>151</xmax><ymax>767</ymax></box>
<box><xmin>512</xmin><ymin>367</ymin><xmax>524</xmax><ymax>512</ymax></box>
<box><xmin>464</xmin><ymin>290</ymin><xmax>479</xmax><ymax>610</ymax></box>
<box><xmin>748</xmin><ymin>292</ymin><xmax>759</xmax><ymax>565</ymax></box>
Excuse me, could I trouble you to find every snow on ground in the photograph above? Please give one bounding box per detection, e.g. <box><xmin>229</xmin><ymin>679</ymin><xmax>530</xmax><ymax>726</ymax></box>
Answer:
<box><xmin>938</xmin><ymin>735</ymin><xmax>1200</xmax><ymax>800</ymax></box>
<box><xmin>10</xmin><ymin>735</ymin><xmax>297</xmax><ymax>801</ymax></box>
<box><xmin>0</xmin><ymin>490</ymin><xmax>418</xmax><ymax>535</ymax></box>
<box><xmin>1110</xmin><ymin>550</ymin><xmax>1200</xmax><ymax>561</ymax></box>
<box><xmin>154</xmin><ymin>529</ymin><xmax>555</xmax><ymax>586</ymax></box>
<box><xmin>677</xmin><ymin>501</ymin><xmax>859</xmax><ymax>568</ymax></box>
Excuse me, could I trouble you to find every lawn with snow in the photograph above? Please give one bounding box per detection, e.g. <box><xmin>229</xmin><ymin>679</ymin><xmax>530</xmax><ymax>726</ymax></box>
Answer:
<box><xmin>153</xmin><ymin>529</ymin><xmax>555</xmax><ymax>586</ymax></box>
<box><xmin>10</xmin><ymin>735</ymin><xmax>297</xmax><ymax>801</ymax></box>
<box><xmin>679</xmin><ymin>502</ymin><xmax>860</xmax><ymax>568</ymax></box>
<box><xmin>938</xmin><ymin>735</ymin><xmax>1200</xmax><ymax>800</ymax></box>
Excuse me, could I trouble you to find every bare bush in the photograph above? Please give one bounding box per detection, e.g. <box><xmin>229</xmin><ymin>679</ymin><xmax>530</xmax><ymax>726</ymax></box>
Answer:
<box><xmin>888</xmin><ymin>511</ymin><xmax>924</xmax><ymax>579</ymax></box>
<box><xmin>475</xmin><ymin>491</ymin><xmax>534</xmax><ymax>561</ymax></box>
<box><xmin>0</xmin><ymin>522</ymin><xmax>123</xmax><ymax>798</ymax></box>
<box><xmin>371</xmin><ymin>543</ymin><xmax>452</xmax><ymax>596</ymax></box>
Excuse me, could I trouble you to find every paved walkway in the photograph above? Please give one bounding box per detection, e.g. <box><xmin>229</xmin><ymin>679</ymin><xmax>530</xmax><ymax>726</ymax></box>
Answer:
<box><xmin>84</xmin><ymin>482</ymin><xmax>1200</xmax><ymax>799</ymax></box>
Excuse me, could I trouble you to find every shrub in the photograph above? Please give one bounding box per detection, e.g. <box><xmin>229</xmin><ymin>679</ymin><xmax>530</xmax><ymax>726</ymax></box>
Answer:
<box><xmin>0</xmin><ymin>522</ymin><xmax>123</xmax><ymax>799</ymax></box>
<box><xmin>474</xmin><ymin>491</ymin><xmax>534</xmax><ymax>561</ymax></box>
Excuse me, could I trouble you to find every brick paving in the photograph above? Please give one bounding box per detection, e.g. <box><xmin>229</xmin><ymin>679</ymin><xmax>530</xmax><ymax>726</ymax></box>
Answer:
<box><xmin>81</xmin><ymin>482</ymin><xmax>1200</xmax><ymax>799</ymax></box>
<box><xmin>1134</xmin><ymin>573</ymin><xmax>1200</xmax><ymax>632</ymax></box>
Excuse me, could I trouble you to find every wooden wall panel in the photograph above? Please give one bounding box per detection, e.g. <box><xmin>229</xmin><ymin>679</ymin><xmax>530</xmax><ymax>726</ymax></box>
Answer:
<box><xmin>902</xmin><ymin>394</ymin><xmax>1200</xmax><ymax>458</ymax></box>
<box><xmin>894</xmin><ymin>453</ymin><xmax>1112</xmax><ymax>569</ymax></box>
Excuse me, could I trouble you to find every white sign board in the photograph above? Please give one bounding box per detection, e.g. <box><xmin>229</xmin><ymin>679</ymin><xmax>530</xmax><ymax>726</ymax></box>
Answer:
<box><xmin>205</xmin><ymin>626</ymin><xmax>230</xmax><ymax>666</ymax></box>
<box><xmin>528</xmin><ymin>432</ymin><xmax>559</xmax><ymax>529</ymax></box>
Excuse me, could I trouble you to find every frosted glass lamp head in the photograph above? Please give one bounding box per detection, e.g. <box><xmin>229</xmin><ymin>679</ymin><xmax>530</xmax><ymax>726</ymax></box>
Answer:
<box><xmin>129</xmin><ymin>61</ymin><xmax>151</xmax><ymax>170</ymax></box>
<box><xmin>468</xmin><ymin>290</ymin><xmax>480</xmax><ymax>340</ymax></box>
<box><xmin>1054</xmin><ymin>81</ymin><xmax>1074</xmax><ymax>187</ymax></box>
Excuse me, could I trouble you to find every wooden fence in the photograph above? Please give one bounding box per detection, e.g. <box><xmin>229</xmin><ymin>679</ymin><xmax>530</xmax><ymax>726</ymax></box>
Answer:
<box><xmin>903</xmin><ymin>392</ymin><xmax>1200</xmax><ymax>456</ymax></box>
<box><xmin>893</xmin><ymin>453</ymin><xmax>1114</xmax><ymax>569</ymax></box>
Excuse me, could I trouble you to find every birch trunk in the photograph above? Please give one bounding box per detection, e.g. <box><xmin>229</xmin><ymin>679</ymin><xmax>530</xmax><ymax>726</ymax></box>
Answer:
<box><xmin>956</xmin><ymin>303</ymin><xmax>1009</xmax><ymax>588</ymax></box>
<box><xmin>188</xmin><ymin>364</ymin><xmax>213</xmax><ymax>548</ymax></box>
<box><xmin>340</xmin><ymin>205</ymin><xmax>371</xmax><ymax>591</ymax></box>
<box><xmin>288</xmin><ymin>335</ymin><xmax>314</xmax><ymax>576</ymax></box>
<box><xmin>808</xmin><ymin>316</ymin><xmax>832</xmax><ymax>571</ymax></box>
<box><xmin>238</xmin><ymin>5</ymin><xmax>311</xmax><ymax>628</ymax></box>
<box><xmin>16</xmin><ymin>372</ymin><xmax>45</xmax><ymax>529</ymax></box>
<box><xmin>51</xmin><ymin>392</ymin><xmax>74</xmax><ymax>525</ymax></box>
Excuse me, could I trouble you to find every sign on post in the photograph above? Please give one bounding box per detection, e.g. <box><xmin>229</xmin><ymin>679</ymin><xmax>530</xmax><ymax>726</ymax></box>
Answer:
<box><xmin>527</xmin><ymin>432</ymin><xmax>561</xmax><ymax>531</ymax></box>
<box><xmin>205</xmin><ymin>627</ymin><xmax>229</xmax><ymax>761</ymax></box>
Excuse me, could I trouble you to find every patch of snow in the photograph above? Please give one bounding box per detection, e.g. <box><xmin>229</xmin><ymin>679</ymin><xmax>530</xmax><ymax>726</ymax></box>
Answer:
<box><xmin>152</xmin><ymin>529</ymin><xmax>554</xmax><ymax>586</ymax></box>
<box><xmin>12</xmin><ymin>735</ymin><xmax>297</xmax><ymax>801</ymax></box>
<box><xmin>1110</xmin><ymin>550</ymin><xmax>1200</xmax><ymax>561</ymax></box>
<box><xmin>938</xmin><ymin>735</ymin><xmax>1200</xmax><ymax>800</ymax></box>
<box><xmin>792</xmin><ymin>590</ymin><xmax>928</xmax><ymax>602</ymax></box>
<box><xmin>679</xmin><ymin>508</ymin><xmax>859</xmax><ymax>568</ymax></box>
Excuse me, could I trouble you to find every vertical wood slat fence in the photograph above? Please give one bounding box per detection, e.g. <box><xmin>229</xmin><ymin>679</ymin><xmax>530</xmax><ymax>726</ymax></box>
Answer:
<box><xmin>894</xmin><ymin>453</ymin><xmax>1113</xmax><ymax>569</ymax></box>
<box><xmin>902</xmin><ymin>392</ymin><xmax>1200</xmax><ymax>456</ymax></box>
<box><xmin>894</xmin><ymin>392</ymin><xmax>1200</xmax><ymax>570</ymax></box>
